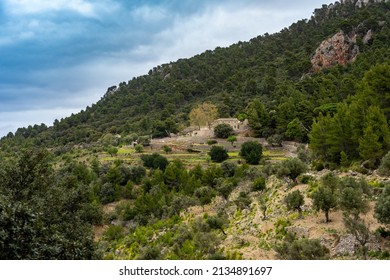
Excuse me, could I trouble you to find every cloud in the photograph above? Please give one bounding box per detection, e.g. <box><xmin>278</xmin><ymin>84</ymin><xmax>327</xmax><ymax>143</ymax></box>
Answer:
<box><xmin>126</xmin><ymin>2</ymin><xmax>311</xmax><ymax>65</ymax></box>
<box><xmin>3</xmin><ymin>0</ymin><xmax>97</xmax><ymax>17</ymax></box>
<box><xmin>131</xmin><ymin>5</ymin><xmax>168</xmax><ymax>22</ymax></box>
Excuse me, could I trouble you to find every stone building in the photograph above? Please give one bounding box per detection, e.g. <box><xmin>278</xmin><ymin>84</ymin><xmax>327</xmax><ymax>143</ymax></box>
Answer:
<box><xmin>212</xmin><ymin>118</ymin><xmax>248</xmax><ymax>131</ymax></box>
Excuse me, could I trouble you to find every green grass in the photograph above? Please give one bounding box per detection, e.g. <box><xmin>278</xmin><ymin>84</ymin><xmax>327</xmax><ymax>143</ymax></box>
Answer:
<box><xmin>117</xmin><ymin>147</ymin><xmax>135</xmax><ymax>155</ymax></box>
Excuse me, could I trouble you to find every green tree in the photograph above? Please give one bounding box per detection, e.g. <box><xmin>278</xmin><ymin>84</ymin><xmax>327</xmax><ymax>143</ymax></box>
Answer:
<box><xmin>311</xmin><ymin>185</ymin><xmax>337</xmax><ymax>223</ymax></box>
<box><xmin>208</xmin><ymin>146</ymin><xmax>229</xmax><ymax>163</ymax></box>
<box><xmin>285</xmin><ymin>118</ymin><xmax>307</xmax><ymax>142</ymax></box>
<box><xmin>378</xmin><ymin>151</ymin><xmax>390</xmax><ymax>176</ymax></box>
<box><xmin>220</xmin><ymin>161</ymin><xmax>236</xmax><ymax>177</ymax></box>
<box><xmin>339</xmin><ymin>182</ymin><xmax>369</xmax><ymax>218</ymax></box>
<box><xmin>360</xmin><ymin>63</ymin><xmax>390</xmax><ymax>119</ymax></box>
<box><xmin>267</xmin><ymin>134</ymin><xmax>283</xmax><ymax>147</ymax></box>
<box><xmin>194</xmin><ymin>186</ymin><xmax>215</xmax><ymax>212</ymax></box>
<box><xmin>309</xmin><ymin>113</ymin><xmax>333</xmax><ymax>162</ymax></box>
<box><xmin>214</xmin><ymin>124</ymin><xmax>233</xmax><ymax>138</ymax></box>
<box><xmin>284</xmin><ymin>190</ymin><xmax>305</xmax><ymax>219</ymax></box>
<box><xmin>277</xmin><ymin>158</ymin><xmax>307</xmax><ymax>185</ymax></box>
<box><xmin>240</xmin><ymin>141</ymin><xmax>263</xmax><ymax>165</ymax></box>
<box><xmin>375</xmin><ymin>185</ymin><xmax>390</xmax><ymax>226</ymax></box>
<box><xmin>141</xmin><ymin>153</ymin><xmax>169</xmax><ymax>171</ymax></box>
<box><xmin>227</xmin><ymin>135</ymin><xmax>237</xmax><ymax>146</ymax></box>
<box><xmin>359</xmin><ymin>106</ymin><xmax>390</xmax><ymax>163</ymax></box>
<box><xmin>275</xmin><ymin>235</ymin><xmax>329</xmax><ymax>260</ymax></box>
<box><xmin>246</xmin><ymin>99</ymin><xmax>269</xmax><ymax>137</ymax></box>
<box><xmin>135</xmin><ymin>144</ymin><xmax>144</xmax><ymax>153</ymax></box>
<box><xmin>252</xmin><ymin>176</ymin><xmax>266</xmax><ymax>192</ymax></box>
<box><xmin>216</xmin><ymin>180</ymin><xmax>235</xmax><ymax>201</ymax></box>
<box><xmin>106</xmin><ymin>146</ymin><xmax>118</xmax><ymax>157</ymax></box>
<box><xmin>162</xmin><ymin>145</ymin><xmax>172</xmax><ymax>153</ymax></box>
<box><xmin>0</xmin><ymin>149</ymin><xmax>98</xmax><ymax>259</ymax></box>
<box><xmin>343</xmin><ymin>214</ymin><xmax>371</xmax><ymax>260</ymax></box>
<box><xmin>189</xmin><ymin>102</ymin><xmax>218</xmax><ymax>129</ymax></box>
<box><xmin>206</xmin><ymin>215</ymin><xmax>228</xmax><ymax>235</ymax></box>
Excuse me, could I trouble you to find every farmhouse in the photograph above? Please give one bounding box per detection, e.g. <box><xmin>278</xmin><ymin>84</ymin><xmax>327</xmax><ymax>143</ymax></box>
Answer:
<box><xmin>182</xmin><ymin>118</ymin><xmax>249</xmax><ymax>137</ymax></box>
<box><xmin>212</xmin><ymin>118</ymin><xmax>248</xmax><ymax>130</ymax></box>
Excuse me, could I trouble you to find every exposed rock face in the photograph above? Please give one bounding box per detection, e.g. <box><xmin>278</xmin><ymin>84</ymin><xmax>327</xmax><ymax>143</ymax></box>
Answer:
<box><xmin>311</xmin><ymin>31</ymin><xmax>359</xmax><ymax>72</ymax></box>
<box><xmin>363</xmin><ymin>29</ymin><xmax>373</xmax><ymax>44</ymax></box>
<box><xmin>341</xmin><ymin>0</ymin><xmax>389</xmax><ymax>7</ymax></box>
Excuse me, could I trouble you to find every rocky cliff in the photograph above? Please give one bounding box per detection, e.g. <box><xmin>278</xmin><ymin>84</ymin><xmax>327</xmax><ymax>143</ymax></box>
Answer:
<box><xmin>311</xmin><ymin>31</ymin><xmax>359</xmax><ymax>72</ymax></box>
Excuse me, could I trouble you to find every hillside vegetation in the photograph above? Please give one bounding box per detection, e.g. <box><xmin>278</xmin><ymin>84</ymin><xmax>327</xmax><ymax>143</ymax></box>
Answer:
<box><xmin>1</xmin><ymin>1</ymin><xmax>390</xmax><ymax>260</ymax></box>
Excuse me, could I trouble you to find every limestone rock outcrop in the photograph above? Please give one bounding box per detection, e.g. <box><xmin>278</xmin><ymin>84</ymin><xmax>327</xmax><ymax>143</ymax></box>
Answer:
<box><xmin>311</xmin><ymin>31</ymin><xmax>359</xmax><ymax>72</ymax></box>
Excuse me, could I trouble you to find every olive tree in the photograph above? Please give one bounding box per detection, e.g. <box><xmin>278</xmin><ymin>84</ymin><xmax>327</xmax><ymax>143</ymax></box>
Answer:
<box><xmin>284</xmin><ymin>190</ymin><xmax>305</xmax><ymax>219</ymax></box>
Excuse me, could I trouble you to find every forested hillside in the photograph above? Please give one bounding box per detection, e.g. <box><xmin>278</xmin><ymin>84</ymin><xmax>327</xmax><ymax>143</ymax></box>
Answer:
<box><xmin>1</xmin><ymin>1</ymin><xmax>390</xmax><ymax>260</ymax></box>
<box><xmin>1</xmin><ymin>1</ymin><xmax>390</xmax><ymax>152</ymax></box>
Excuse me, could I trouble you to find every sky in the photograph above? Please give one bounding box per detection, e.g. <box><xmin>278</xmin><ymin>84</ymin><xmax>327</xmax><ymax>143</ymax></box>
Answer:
<box><xmin>0</xmin><ymin>0</ymin><xmax>335</xmax><ymax>137</ymax></box>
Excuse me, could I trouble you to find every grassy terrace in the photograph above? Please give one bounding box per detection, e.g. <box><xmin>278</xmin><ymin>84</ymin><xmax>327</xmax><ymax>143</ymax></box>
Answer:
<box><xmin>98</xmin><ymin>137</ymin><xmax>290</xmax><ymax>166</ymax></box>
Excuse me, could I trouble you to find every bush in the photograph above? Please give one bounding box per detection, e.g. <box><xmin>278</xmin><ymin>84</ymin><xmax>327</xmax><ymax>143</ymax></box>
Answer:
<box><xmin>275</xmin><ymin>235</ymin><xmax>330</xmax><ymax>260</ymax></box>
<box><xmin>375</xmin><ymin>185</ymin><xmax>390</xmax><ymax>225</ymax></box>
<box><xmin>141</xmin><ymin>153</ymin><xmax>169</xmax><ymax>171</ymax></box>
<box><xmin>103</xmin><ymin>225</ymin><xmax>125</xmax><ymax>241</ymax></box>
<box><xmin>240</xmin><ymin>141</ymin><xmax>263</xmax><ymax>165</ymax></box>
<box><xmin>298</xmin><ymin>174</ymin><xmax>314</xmax><ymax>184</ymax></box>
<box><xmin>129</xmin><ymin>166</ymin><xmax>146</xmax><ymax>184</ymax></box>
<box><xmin>162</xmin><ymin>145</ymin><xmax>172</xmax><ymax>153</ymax></box>
<box><xmin>267</xmin><ymin>134</ymin><xmax>283</xmax><ymax>147</ymax></box>
<box><xmin>252</xmin><ymin>176</ymin><xmax>266</xmax><ymax>192</ymax></box>
<box><xmin>214</xmin><ymin>124</ymin><xmax>233</xmax><ymax>138</ymax></box>
<box><xmin>221</xmin><ymin>161</ymin><xmax>237</xmax><ymax>177</ymax></box>
<box><xmin>234</xmin><ymin>192</ymin><xmax>252</xmax><ymax>210</ymax></box>
<box><xmin>134</xmin><ymin>144</ymin><xmax>144</xmax><ymax>153</ymax></box>
<box><xmin>207</xmin><ymin>139</ymin><xmax>218</xmax><ymax>145</ymax></box>
<box><xmin>276</xmin><ymin>158</ymin><xmax>307</xmax><ymax>184</ymax></box>
<box><xmin>227</xmin><ymin>135</ymin><xmax>237</xmax><ymax>146</ymax></box>
<box><xmin>378</xmin><ymin>151</ymin><xmax>390</xmax><ymax>176</ymax></box>
<box><xmin>284</xmin><ymin>190</ymin><xmax>305</xmax><ymax>219</ymax></box>
<box><xmin>209</xmin><ymin>146</ymin><xmax>229</xmax><ymax>163</ymax></box>
<box><xmin>99</xmin><ymin>182</ymin><xmax>119</xmax><ymax>204</ymax></box>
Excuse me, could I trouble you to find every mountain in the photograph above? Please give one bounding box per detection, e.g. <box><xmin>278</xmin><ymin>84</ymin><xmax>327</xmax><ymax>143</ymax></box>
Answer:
<box><xmin>1</xmin><ymin>1</ymin><xmax>390</xmax><ymax>261</ymax></box>
<box><xmin>1</xmin><ymin>1</ymin><xmax>390</xmax><ymax>152</ymax></box>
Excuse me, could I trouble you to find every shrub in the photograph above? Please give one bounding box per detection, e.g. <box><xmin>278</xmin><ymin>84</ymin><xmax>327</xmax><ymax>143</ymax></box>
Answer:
<box><xmin>106</xmin><ymin>146</ymin><xmax>118</xmax><ymax>156</ymax></box>
<box><xmin>276</xmin><ymin>158</ymin><xmax>307</xmax><ymax>184</ymax></box>
<box><xmin>214</xmin><ymin>124</ymin><xmax>233</xmax><ymax>138</ymax></box>
<box><xmin>375</xmin><ymin>185</ymin><xmax>390</xmax><ymax>225</ymax></box>
<box><xmin>284</xmin><ymin>190</ymin><xmax>305</xmax><ymax>219</ymax></box>
<box><xmin>221</xmin><ymin>161</ymin><xmax>237</xmax><ymax>177</ymax></box>
<box><xmin>240</xmin><ymin>141</ymin><xmax>263</xmax><ymax>165</ymax></box>
<box><xmin>141</xmin><ymin>153</ymin><xmax>169</xmax><ymax>171</ymax></box>
<box><xmin>207</xmin><ymin>139</ymin><xmax>218</xmax><ymax>145</ymax></box>
<box><xmin>234</xmin><ymin>192</ymin><xmax>252</xmax><ymax>210</ymax></box>
<box><xmin>252</xmin><ymin>176</ymin><xmax>266</xmax><ymax>192</ymax></box>
<box><xmin>378</xmin><ymin>151</ymin><xmax>390</xmax><ymax>176</ymax></box>
<box><xmin>209</xmin><ymin>146</ymin><xmax>229</xmax><ymax>163</ymax></box>
<box><xmin>275</xmin><ymin>235</ymin><xmax>330</xmax><ymax>260</ymax></box>
<box><xmin>129</xmin><ymin>166</ymin><xmax>146</xmax><ymax>184</ymax></box>
<box><xmin>103</xmin><ymin>225</ymin><xmax>125</xmax><ymax>241</ymax></box>
<box><xmin>227</xmin><ymin>135</ymin><xmax>237</xmax><ymax>146</ymax></box>
<box><xmin>134</xmin><ymin>144</ymin><xmax>144</xmax><ymax>153</ymax></box>
<box><xmin>267</xmin><ymin>134</ymin><xmax>283</xmax><ymax>147</ymax></box>
<box><xmin>162</xmin><ymin>145</ymin><xmax>172</xmax><ymax>153</ymax></box>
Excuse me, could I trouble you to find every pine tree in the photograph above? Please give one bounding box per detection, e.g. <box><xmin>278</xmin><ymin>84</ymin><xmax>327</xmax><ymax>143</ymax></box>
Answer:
<box><xmin>359</xmin><ymin>125</ymin><xmax>382</xmax><ymax>161</ymax></box>
<box><xmin>359</xmin><ymin>106</ymin><xmax>390</xmax><ymax>162</ymax></box>
<box><xmin>309</xmin><ymin>113</ymin><xmax>332</xmax><ymax>162</ymax></box>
